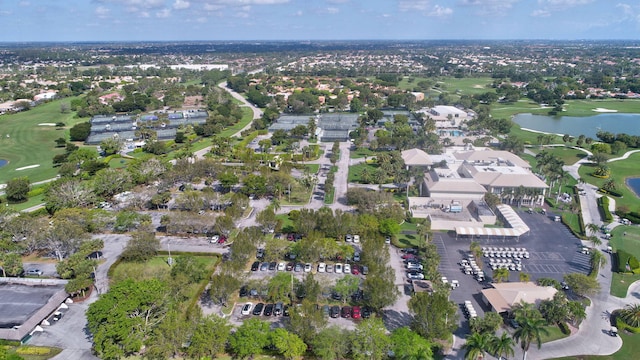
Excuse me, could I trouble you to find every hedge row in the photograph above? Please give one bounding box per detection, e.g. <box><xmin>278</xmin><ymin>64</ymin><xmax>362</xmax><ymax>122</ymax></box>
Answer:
<box><xmin>598</xmin><ymin>188</ymin><xmax>623</xmax><ymax>197</ymax></box>
<box><xmin>616</xmin><ymin>210</ymin><xmax>640</xmax><ymax>224</ymax></box>
<box><xmin>16</xmin><ymin>346</ymin><xmax>51</xmax><ymax>355</ymax></box>
<box><xmin>615</xmin><ymin>250</ymin><xmax>640</xmax><ymax>273</ymax></box>
<box><xmin>617</xmin><ymin>317</ymin><xmax>640</xmax><ymax>334</ymax></box>
<box><xmin>558</xmin><ymin>322</ymin><xmax>570</xmax><ymax>335</ymax></box>
<box><xmin>598</xmin><ymin>196</ymin><xmax>613</xmax><ymax>222</ymax></box>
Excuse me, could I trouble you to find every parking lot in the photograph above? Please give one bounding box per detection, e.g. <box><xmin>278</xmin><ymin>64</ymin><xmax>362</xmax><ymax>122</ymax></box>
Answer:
<box><xmin>434</xmin><ymin>209</ymin><xmax>591</xmax><ymax>327</ymax></box>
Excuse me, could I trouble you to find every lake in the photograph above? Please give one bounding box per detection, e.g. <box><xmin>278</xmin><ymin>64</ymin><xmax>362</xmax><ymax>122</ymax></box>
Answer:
<box><xmin>0</xmin><ymin>159</ymin><xmax>7</xmax><ymax>168</ymax></box>
<box><xmin>513</xmin><ymin>113</ymin><xmax>640</xmax><ymax>138</ymax></box>
<box><xmin>626</xmin><ymin>178</ymin><xmax>640</xmax><ymax>198</ymax></box>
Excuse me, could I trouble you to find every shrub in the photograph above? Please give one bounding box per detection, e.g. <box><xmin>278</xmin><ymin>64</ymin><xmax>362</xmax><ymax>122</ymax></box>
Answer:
<box><xmin>26</xmin><ymin>187</ymin><xmax>45</xmax><ymax>197</ymax></box>
<box><xmin>598</xmin><ymin>196</ymin><xmax>613</xmax><ymax>222</ymax></box>
<box><xmin>616</xmin><ymin>250</ymin><xmax>632</xmax><ymax>273</ymax></box>
<box><xmin>629</xmin><ymin>256</ymin><xmax>640</xmax><ymax>271</ymax></box>
<box><xmin>616</xmin><ymin>316</ymin><xmax>640</xmax><ymax>334</ymax></box>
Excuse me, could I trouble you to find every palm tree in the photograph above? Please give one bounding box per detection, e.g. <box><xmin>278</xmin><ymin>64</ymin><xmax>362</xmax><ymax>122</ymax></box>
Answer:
<box><xmin>493</xmin><ymin>268</ymin><xmax>510</xmax><ymax>283</ymax></box>
<box><xmin>463</xmin><ymin>332</ymin><xmax>493</xmax><ymax>360</ymax></box>
<box><xmin>619</xmin><ymin>303</ymin><xmax>640</xmax><ymax>327</ymax></box>
<box><xmin>586</xmin><ymin>223</ymin><xmax>600</xmax><ymax>237</ymax></box>
<box><xmin>567</xmin><ymin>301</ymin><xmax>586</xmax><ymax>326</ymax></box>
<box><xmin>588</xmin><ymin>235</ymin><xmax>602</xmax><ymax>249</ymax></box>
<box><xmin>519</xmin><ymin>272</ymin><xmax>531</xmax><ymax>282</ymax></box>
<box><xmin>603</xmin><ymin>178</ymin><xmax>617</xmax><ymax>192</ymax></box>
<box><xmin>513</xmin><ymin>316</ymin><xmax>549</xmax><ymax>360</ymax></box>
<box><xmin>491</xmin><ymin>332</ymin><xmax>515</xmax><ymax>360</ymax></box>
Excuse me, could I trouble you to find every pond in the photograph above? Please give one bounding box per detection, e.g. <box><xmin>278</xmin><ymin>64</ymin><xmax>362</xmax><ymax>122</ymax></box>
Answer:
<box><xmin>626</xmin><ymin>178</ymin><xmax>640</xmax><ymax>198</ymax></box>
<box><xmin>0</xmin><ymin>159</ymin><xmax>7</xmax><ymax>168</ymax></box>
<box><xmin>513</xmin><ymin>113</ymin><xmax>640</xmax><ymax>138</ymax></box>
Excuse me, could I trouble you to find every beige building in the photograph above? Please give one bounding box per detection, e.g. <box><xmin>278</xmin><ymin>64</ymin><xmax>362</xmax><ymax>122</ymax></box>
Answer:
<box><xmin>481</xmin><ymin>282</ymin><xmax>558</xmax><ymax>314</ymax></box>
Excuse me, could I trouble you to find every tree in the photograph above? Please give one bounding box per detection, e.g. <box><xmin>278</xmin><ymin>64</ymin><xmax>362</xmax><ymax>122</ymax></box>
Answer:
<box><xmin>590</xmin><ymin>249</ymin><xmax>607</xmax><ymax>271</ymax></box>
<box><xmin>585</xmin><ymin>223</ymin><xmax>600</xmax><ymax>237</ymax></box>
<box><xmin>87</xmin><ymin>279</ymin><xmax>169</xmax><ymax>359</ymax></box>
<box><xmin>0</xmin><ymin>253</ymin><xmax>23</xmax><ymax>277</ymax></box>
<box><xmin>5</xmin><ymin>177</ymin><xmax>30</xmax><ymax>202</ymax></box>
<box><xmin>493</xmin><ymin>268</ymin><xmax>510</xmax><ymax>283</ymax></box>
<box><xmin>334</xmin><ymin>274</ymin><xmax>361</xmax><ymax>303</ymax></box>
<box><xmin>390</xmin><ymin>327</ymin><xmax>433</xmax><ymax>360</ymax></box>
<box><xmin>379</xmin><ymin>218</ymin><xmax>401</xmax><ymax>237</ymax></box>
<box><xmin>100</xmin><ymin>137</ymin><xmax>123</xmax><ymax>155</ymax></box>
<box><xmin>229</xmin><ymin>318</ymin><xmax>271</xmax><ymax>359</ymax></box>
<box><xmin>469</xmin><ymin>312</ymin><xmax>503</xmax><ymax>335</ymax></box>
<box><xmin>409</xmin><ymin>290</ymin><xmax>458</xmax><ymax>340</ymax></box>
<box><xmin>363</xmin><ymin>265</ymin><xmax>399</xmax><ymax>311</ymax></box>
<box><xmin>40</xmin><ymin>218</ymin><xmax>89</xmax><ymax>261</ymax></box>
<box><xmin>513</xmin><ymin>316</ymin><xmax>549</xmax><ymax>360</ymax></box>
<box><xmin>93</xmin><ymin>168</ymin><xmax>132</xmax><ymax>198</ymax></box>
<box><xmin>121</xmin><ymin>231</ymin><xmax>159</xmax><ymax>262</ymax></box>
<box><xmin>563</xmin><ymin>273</ymin><xmax>600</xmax><ymax>297</ymax></box>
<box><xmin>209</xmin><ymin>273</ymin><xmax>241</xmax><ymax>306</ymax></box>
<box><xmin>287</xmin><ymin>300</ymin><xmax>326</xmax><ymax>343</ymax></box>
<box><xmin>186</xmin><ymin>314</ymin><xmax>231</xmax><ymax>359</ymax></box>
<box><xmin>69</xmin><ymin>121</ymin><xmax>91</xmax><ymax>141</ymax></box>
<box><xmin>170</xmin><ymin>255</ymin><xmax>206</xmax><ymax>284</ymax></box>
<box><xmin>267</xmin><ymin>272</ymin><xmax>297</xmax><ymax>303</ymax></box>
<box><xmin>491</xmin><ymin>332</ymin><xmax>516</xmax><ymax>360</ymax></box>
<box><xmin>519</xmin><ymin>272</ymin><xmax>531</xmax><ymax>282</ymax></box>
<box><xmin>256</xmin><ymin>207</ymin><xmax>277</xmax><ymax>233</ymax></box>
<box><xmin>270</xmin><ymin>328</ymin><xmax>307</xmax><ymax>359</ymax></box>
<box><xmin>463</xmin><ymin>331</ymin><xmax>493</xmax><ymax>360</ymax></box>
<box><xmin>350</xmin><ymin>317</ymin><xmax>391</xmax><ymax>360</ymax></box>
<box><xmin>144</xmin><ymin>308</ymin><xmax>191</xmax><ymax>359</ymax></box>
<box><xmin>311</xmin><ymin>326</ymin><xmax>351</xmax><ymax>360</ymax></box>
<box><xmin>619</xmin><ymin>303</ymin><xmax>640</xmax><ymax>328</ymax></box>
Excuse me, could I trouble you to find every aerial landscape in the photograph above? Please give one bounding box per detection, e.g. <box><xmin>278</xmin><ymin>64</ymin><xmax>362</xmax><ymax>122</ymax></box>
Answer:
<box><xmin>2</xmin><ymin>1</ymin><xmax>640</xmax><ymax>360</ymax></box>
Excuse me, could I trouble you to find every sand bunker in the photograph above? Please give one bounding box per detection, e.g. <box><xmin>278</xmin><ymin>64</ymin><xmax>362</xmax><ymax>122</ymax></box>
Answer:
<box><xmin>592</xmin><ymin>108</ymin><xmax>618</xmax><ymax>113</ymax></box>
<box><xmin>16</xmin><ymin>164</ymin><xmax>40</xmax><ymax>171</ymax></box>
<box><xmin>38</xmin><ymin>123</ymin><xmax>57</xmax><ymax>126</ymax></box>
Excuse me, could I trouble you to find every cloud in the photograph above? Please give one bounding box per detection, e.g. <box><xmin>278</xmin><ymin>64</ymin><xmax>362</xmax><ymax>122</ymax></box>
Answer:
<box><xmin>173</xmin><ymin>0</ymin><xmax>190</xmax><ymax>9</ymax></box>
<box><xmin>399</xmin><ymin>0</ymin><xmax>431</xmax><ymax>12</ymax></box>
<box><xmin>18</xmin><ymin>1</ymin><xmax>30</xmax><ymax>6</ymax></box>
<box><xmin>95</xmin><ymin>5</ymin><xmax>111</xmax><ymax>18</ymax></box>
<box><xmin>208</xmin><ymin>0</ymin><xmax>289</xmax><ymax>4</ymax></box>
<box><xmin>156</xmin><ymin>8</ymin><xmax>171</xmax><ymax>17</ymax></box>
<box><xmin>293</xmin><ymin>10</ymin><xmax>303</xmax><ymax>16</ymax></box>
<box><xmin>616</xmin><ymin>3</ymin><xmax>640</xmax><ymax>23</ymax></box>
<box><xmin>459</xmin><ymin>0</ymin><xmax>519</xmax><ymax>16</ymax></box>
<box><xmin>531</xmin><ymin>9</ymin><xmax>550</xmax><ymax>17</ymax></box>
<box><xmin>327</xmin><ymin>0</ymin><xmax>349</xmax><ymax>3</ymax></box>
<box><xmin>326</xmin><ymin>7</ymin><xmax>339</xmax><ymax>14</ymax></box>
<box><xmin>429</xmin><ymin>4</ymin><xmax>452</xmax><ymax>17</ymax></box>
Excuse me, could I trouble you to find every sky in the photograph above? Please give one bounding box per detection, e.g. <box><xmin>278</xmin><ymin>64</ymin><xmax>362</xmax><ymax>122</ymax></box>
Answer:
<box><xmin>1</xmin><ymin>0</ymin><xmax>640</xmax><ymax>42</ymax></box>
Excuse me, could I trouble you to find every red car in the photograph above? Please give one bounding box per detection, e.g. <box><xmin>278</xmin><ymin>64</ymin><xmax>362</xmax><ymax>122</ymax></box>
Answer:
<box><xmin>351</xmin><ymin>265</ymin><xmax>360</xmax><ymax>275</ymax></box>
<box><xmin>352</xmin><ymin>306</ymin><xmax>361</xmax><ymax>319</ymax></box>
<box><xmin>402</xmin><ymin>254</ymin><xmax>419</xmax><ymax>260</ymax></box>
<box><xmin>218</xmin><ymin>235</ymin><xmax>227</xmax><ymax>244</ymax></box>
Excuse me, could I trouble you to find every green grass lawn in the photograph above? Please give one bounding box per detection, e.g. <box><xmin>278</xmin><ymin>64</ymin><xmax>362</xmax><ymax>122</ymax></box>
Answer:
<box><xmin>397</xmin><ymin>76</ymin><xmax>494</xmax><ymax>96</ymax></box>
<box><xmin>347</xmin><ymin>162</ymin><xmax>380</xmax><ymax>183</ymax></box>
<box><xmin>219</xmin><ymin>107</ymin><xmax>254</xmax><ymax>137</ymax></box>
<box><xmin>528</xmin><ymin>146</ymin><xmax>589</xmax><ymax>166</ymax></box>
<box><xmin>0</xmin><ymin>97</ymin><xmax>86</xmax><ymax>184</ymax></box>
<box><xmin>540</xmin><ymin>324</ymin><xmax>570</xmax><ymax>343</ymax></box>
<box><xmin>108</xmin><ymin>157</ymin><xmax>132</xmax><ymax>169</ymax></box>
<box><xmin>324</xmin><ymin>186</ymin><xmax>335</xmax><ymax>204</ymax></box>
<box><xmin>276</xmin><ymin>213</ymin><xmax>294</xmax><ymax>232</ymax></box>
<box><xmin>303</xmin><ymin>163</ymin><xmax>320</xmax><ymax>174</ymax></box>
<box><xmin>281</xmin><ymin>182</ymin><xmax>312</xmax><ymax>205</ymax></box>
<box><xmin>492</xmin><ymin>98</ymin><xmax>640</xmax><ymax>120</ymax></box>
<box><xmin>609</xmin><ymin>226</ymin><xmax>640</xmax><ymax>297</ymax></box>
<box><xmin>1</xmin><ymin>345</ymin><xmax>62</xmax><ymax>360</ymax></box>
<box><xmin>7</xmin><ymin>193</ymin><xmax>46</xmax><ymax>212</ymax></box>
<box><xmin>552</xmin><ymin>332</ymin><xmax>640</xmax><ymax>360</ymax></box>
<box><xmin>350</xmin><ymin>147</ymin><xmax>378</xmax><ymax>159</ymax></box>
<box><xmin>578</xmin><ymin>153</ymin><xmax>640</xmax><ymax>211</ymax></box>
<box><xmin>111</xmin><ymin>254</ymin><xmax>218</xmax><ymax>284</ymax></box>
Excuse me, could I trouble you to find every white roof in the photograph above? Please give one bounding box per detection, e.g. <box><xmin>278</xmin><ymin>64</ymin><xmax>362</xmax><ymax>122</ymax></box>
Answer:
<box><xmin>482</xmin><ymin>282</ymin><xmax>558</xmax><ymax>313</ymax></box>
<box><xmin>401</xmin><ymin>148</ymin><xmax>433</xmax><ymax>166</ymax></box>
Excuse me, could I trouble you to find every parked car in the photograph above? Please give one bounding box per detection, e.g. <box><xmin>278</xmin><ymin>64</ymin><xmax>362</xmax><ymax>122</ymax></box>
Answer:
<box><xmin>406</xmin><ymin>262</ymin><xmax>423</xmax><ymax>270</ymax></box>
<box><xmin>353</xmin><ymin>252</ymin><xmax>361</xmax><ymax>262</ymax></box>
<box><xmin>326</xmin><ymin>264</ymin><xmax>334</xmax><ymax>273</ymax></box>
<box><xmin>294</xmin><ymin>263</ymin><xmax>303</xmax><ymax>272</ymax></box>
<box><xmin>268</xmin><ymin>262</ymin><xmax>277</xmax><ymax>271</ymax></box>
<box><xmin>239</xmin><ymin>287</ymin><xmax>248</xmax><ymax>297</ymax></box>
<box><xmin>277</xmin><ymin>262</ymin><xmax>285</xmax><ymax>271</ymax></box>
<box><xmin>351</xmin><ymin>264</ymin><xmax>360</xmax><ymax>275</ymax></box>
<box><xmin>283</xmin><ymin>305</ymin><xmax>290</xmax><ymax>317</ymax></box>
<box><xmin>352</xmin><ymin>306</ymin><xmax>361</xmax><ymax>319</ymax></box>
<box><xmin>385</xmin><ymin>236</ymin><xmax>391</xmax><ymax>244</ymax></box>
<box><xmin>407</xmin><ymin>271</ymin><xmax>425</xmax><ymax>280</ymax></box>
<box><xmin>304</xmin><ymin>263</ymin><xmax>312</xmax><ymax>272</ymax></box>
<box><xmin>25</xmin><ymin>269</ymin><xmax>43</xmax><ymax>276</ymax></box>
<box><xmin>286</xmin><ymin>262</ymin><xmax>294</xmax><ymax>271</ymax></box>
<box><xmin>241</xmin><ymin>302</ymin><xmax>253</xmax><ymax>315</ymax></box>
<box><xmin>401</xmin><ymin>248</ymin><xmax>419</xmax><ymax>255</ymax></box>
<box><xmin>264</xmin><ymin>303</ymin><xmax>274</xmax><ymax>316</ymax></box>
<box><xmin>274</xmin><ymin>302</ymin><xmax>283</xmax><ymax>316</ymax></box>
<box><xmin>361</xmin><ymin>265</ymin><xmax>369</xmax><ymax>275</ymax></box>
<box><xmin>256</xmin><ymin>248</ymin><xmax>265</xmax><ymax>259</ymax></box>
<box><xmin>353</xmin><ymin>235</ymin><xmax>360</xmax><ymax>243</ymax></box>
<box><xmin>341</xmin><ymin>306</ymin><xmax>352</xmax><ymax>318</ymax></box>
<box><xmin>322</xmin><ymin>305</ymin><xmax>330</xmax><ymax>317</ymax></box>
<box><xmin>260</xmin><ymin>262</ymin><xmax>269</xmax><ymax>271</ymax></box>
<box><xmin>330</xmin><ymin>305</ymin><xmax>340</xmax><ymax>318</ymax></box>
<box><xmin>361</xmin><ymin>306</ymin><xmax>371</xmax><ymax>319</ymax></box>
<box><xmin>345</xmin><ymin>234</ymin><xmax>353</xmax><ymax>242</ymax></box>
<box><xmin>251</xmin><ymin>261</ymin><xmax>260</xmax><ymax>271</ymax></box>
<box><xmin>318</xmin><ymin>262</ymin><xmax>326</xmax><ymax>273</ymax></box>
<box><xmin>252</xmin><ymin>303</ymin><xmax>265</xmax><ymax>316</ymax></box>
<box><xmin>343</xmin><ymin>264</ymin><xmax>351</xmax><ymax>274</ymax></box>
<box><xmin>335</xmin><ymin>263</ymin><xmax>343</xmax><ymax>273</ymax></box>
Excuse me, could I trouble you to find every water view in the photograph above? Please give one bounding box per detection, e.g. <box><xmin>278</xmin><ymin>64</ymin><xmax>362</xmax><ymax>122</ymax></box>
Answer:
<box><xmin>513</xmin><ymin>113</ymin><xmax>640</xmax><ymax>138</ymax></box>
<box><xmin>626</xmin><ymin>178</ymin><xmax>640</xmax><ymax>198</ymax></box>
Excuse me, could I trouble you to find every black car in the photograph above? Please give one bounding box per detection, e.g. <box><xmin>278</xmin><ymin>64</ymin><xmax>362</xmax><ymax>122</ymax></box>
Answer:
<box><xmin>260</xmin><ymin>262</ymin><xmax>269</xmax><ymax>271</ymax></box>
<box><xmin>239</xmin><ymin>286</ymin><xmax>248</xmax><ymax>297</ymax></box>
<box><xmin>268</xmin><ymin>262</ymin><xmax>277</xmax><ymax>271</ymax></box>
<box><xmin>264</xmin><ymin>303</ymin><xmax>274</xmax><ymax>316</ymax></box>
<box><xmin>330</xmin><ymin>305</ymin><xmax>340</xmax><ymax>318</ymax></box>
<box><xmin>361</xmin><ymin>306</ymin><xmax>371</xmax><ymax>319</ymax></box>
<box><xmin>286</xmin><ymin>262</ymin><xmax>294</xmax><ymax>271</ymax></box>
<box><xmin>401</xmin><ymin>248</ymin><xmax>419</xmax><ymax>255</ymax></box>
<box><xmin>294</xmin><ymin>263</ymin><xmax>303</xmax><ymax>272</ymax></box>
<box><xmin>252</xmin><ymin>303</ymin><xmax>265</xmax><ymax>316</ymax></box>
<box><xmin>283</xmin><ymin>304</ymin><xmax>290</xmax><ymax>317</ymax></box>
<box><xmin>341</xmin><ymin>306</ymin><xmax>352</xmax><ymax>318</ymax></box>
<box><xmin>251</xmin><ymin>261</ymin><xmax>260</xmax><ymax>271</ymax></box>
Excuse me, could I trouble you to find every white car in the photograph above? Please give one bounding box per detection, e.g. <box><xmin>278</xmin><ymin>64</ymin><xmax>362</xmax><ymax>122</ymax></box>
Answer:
<box><xmin>241</xmin><ymin>302</ymin><xmax>253</xmax><ymax>315</ymax></box>
<box><xmin>277</xmin><ymin>262</ymin><xmax>285</xmax><ymax>271</ymax></box>
<box><xmin>304</xmin><ymin>263</ymin><xmax>312</xmax><ymax>272</ymax></box>
<box><xmin>343</xmin><ymin>264</ymin><xmax>351</xmax><ymax>274</ymax></box>
<box><xmin>406</xmin><ymin>262</ymin><xmax>423</xmax><ymax>270</ymax></box>
<box><xmin>335</xmin><ymin>263</ymin><xmax>343</xmax><ymax>273</ymax></box>
<box><xmin>318</xmin><ymin>262</ymin><xmax>326</xmax><ymax>273</ymax></box>
<box><xmin>353</xmin><ymin>235</ymin><xmax>360</xmax><ymax>243</ymax></box>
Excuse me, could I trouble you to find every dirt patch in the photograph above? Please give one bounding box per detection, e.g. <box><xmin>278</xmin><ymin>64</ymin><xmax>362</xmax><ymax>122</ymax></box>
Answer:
<box><xmin>183</xmin><ymin>95</ymin><xmax>203</xmax><ymax>108</ymax></box>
